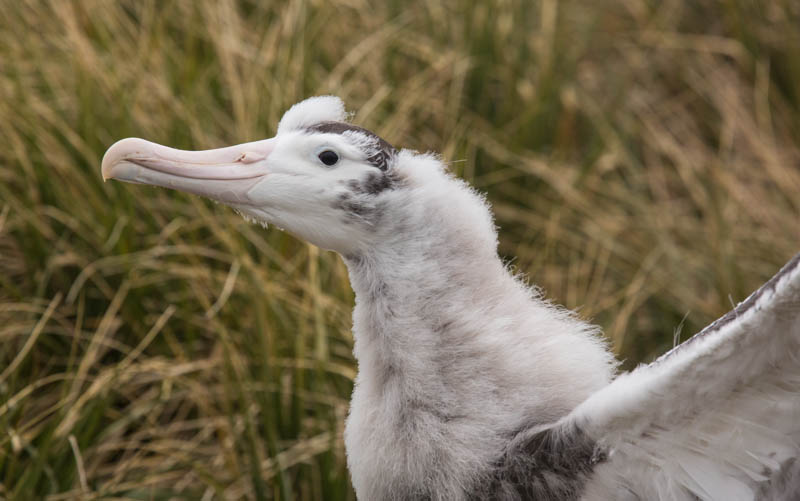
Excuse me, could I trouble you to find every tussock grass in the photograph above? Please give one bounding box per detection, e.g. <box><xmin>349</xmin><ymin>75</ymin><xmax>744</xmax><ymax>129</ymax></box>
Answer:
<box><xmin>1</xmin><ymin>0</ymin><xmax>798</xmax><ymax>498</ymax></box>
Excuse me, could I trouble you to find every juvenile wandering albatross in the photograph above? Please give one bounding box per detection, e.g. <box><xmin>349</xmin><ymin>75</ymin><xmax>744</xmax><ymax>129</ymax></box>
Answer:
<box><xmin>101</xmin><ymin>96</ymin><xmax>800</xmax><ymax>500</ymax></box>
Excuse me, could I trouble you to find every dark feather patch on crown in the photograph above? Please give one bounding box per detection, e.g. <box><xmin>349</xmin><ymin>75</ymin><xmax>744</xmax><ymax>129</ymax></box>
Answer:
<box><xmin>307</xmin><ymin>121</ymin><xmax>397</xmax><ymax>171</ymax></box>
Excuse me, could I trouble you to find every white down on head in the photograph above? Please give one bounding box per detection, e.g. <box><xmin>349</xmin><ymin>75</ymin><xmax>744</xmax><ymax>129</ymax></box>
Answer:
<box><xmin>102</xmin><ymin>96</ymin><xmax>800</xmax><ymax>500</ymax></box>
<box><xmin>276</xmin><ymin>95</ymin><xmax>348</xmax><ymax>133</ymax></box>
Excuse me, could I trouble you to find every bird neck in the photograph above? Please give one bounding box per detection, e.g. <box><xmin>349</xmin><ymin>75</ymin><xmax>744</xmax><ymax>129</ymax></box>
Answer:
<box><xmin>344</xmin><ymin>231</ymin><xmax>512</xmax><ymax>374</ymax></box>
<box><xmin>341</xmin><ymin>230</ymin><xmax>543</xmax><ymax>499</ymax></box>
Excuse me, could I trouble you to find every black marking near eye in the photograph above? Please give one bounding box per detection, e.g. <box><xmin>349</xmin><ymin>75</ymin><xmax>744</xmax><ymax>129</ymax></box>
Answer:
<box><xmin>318</xmin><ymin>150</ymin><xmax>339</xmax><ymax>166</ymax></box>
<box><xmin>332</xmin><ymin>191</ymin><xmax>384</xmax><ymax>225</ymax></box>
<box><xmin>361</xmin><ymin>171</ymin><xmax>392</xmax><ymax>194</ymax></box>
<box><xmin>307</xmin><ymin>121</ymin><xmax>397</xmax><ymax>171</ymax></box>
<box><xmin>342</xmin><ymin>170</ymin><xmax>400</xmax><ymax>198</ymax></box>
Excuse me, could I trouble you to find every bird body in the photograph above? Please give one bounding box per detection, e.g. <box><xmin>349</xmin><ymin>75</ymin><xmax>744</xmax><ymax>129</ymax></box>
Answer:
<box><xmin>339</xmin><ymin>151</ymin><xmax>615</xmax><ymax>499</ymax></box>
<box><xmin>102</xmin><ymin>96</ymin><xmax>800</xmax><ymax>500</ymax></box>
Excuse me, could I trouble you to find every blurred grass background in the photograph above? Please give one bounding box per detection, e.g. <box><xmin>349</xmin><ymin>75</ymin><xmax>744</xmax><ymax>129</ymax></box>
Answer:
<box><xmin>1</xmin><ymin>0</ymin><xmax>799</xmax><ymax>498</ymax></box>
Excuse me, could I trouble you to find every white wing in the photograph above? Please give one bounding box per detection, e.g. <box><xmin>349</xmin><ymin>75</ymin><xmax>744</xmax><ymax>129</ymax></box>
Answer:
<box><xmin>566</xmin><ymin>253</ymin><xmax>800</xmax><ymax>500</ymax></box>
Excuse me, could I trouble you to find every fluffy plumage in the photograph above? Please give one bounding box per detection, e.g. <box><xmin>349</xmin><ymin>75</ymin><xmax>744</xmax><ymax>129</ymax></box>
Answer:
<box><xmin>340</xmin><ymin>149</ymin><xmax>616</xmax><ymax>500</ymax></box>
<box><xmin>102</xmin><ymin>96</ymin><xmax>800</xmax><ymax>500</ymax></box>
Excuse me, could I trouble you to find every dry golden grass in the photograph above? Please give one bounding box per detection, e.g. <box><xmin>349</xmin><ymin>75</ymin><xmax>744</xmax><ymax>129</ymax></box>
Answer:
<box><xmin>1</xmin><ymin>0</ymin><xmax>799</xmax><ymax>499</ymax></box>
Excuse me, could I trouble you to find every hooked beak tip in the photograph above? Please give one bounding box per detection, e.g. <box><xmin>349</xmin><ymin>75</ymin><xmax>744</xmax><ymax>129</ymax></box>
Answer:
<box><xmin>101</xmin><ymin>137</ymin><xmax>151</xmax><ymax>182</ymax></box>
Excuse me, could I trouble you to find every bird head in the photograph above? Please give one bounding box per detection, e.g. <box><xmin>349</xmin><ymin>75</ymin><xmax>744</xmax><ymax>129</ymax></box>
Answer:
<box><xmin>102</xmin><ymin>96</ymin><xmax>416</xmax><ymax>255</ymax></box>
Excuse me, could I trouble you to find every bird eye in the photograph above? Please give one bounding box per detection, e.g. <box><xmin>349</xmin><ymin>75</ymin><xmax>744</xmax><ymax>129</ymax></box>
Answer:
<box><xmin>318</xmin><ymin>150</ymin><xmax>339</xmax><ymax>166</ymax></box>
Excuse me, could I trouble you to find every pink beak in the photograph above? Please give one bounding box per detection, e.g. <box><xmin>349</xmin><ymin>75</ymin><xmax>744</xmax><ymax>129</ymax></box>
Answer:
<box><xmin>101</xmin><ymin>137</ymin><xmax>276</xmax><ymax>204</ymax></box>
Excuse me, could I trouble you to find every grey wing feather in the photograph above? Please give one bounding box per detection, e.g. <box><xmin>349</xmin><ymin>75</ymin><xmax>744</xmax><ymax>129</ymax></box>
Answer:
<box><xmin>569</xmin><ymin>252</ymin><xmax>800</xmax><ymax>500</ymax></box>
<box><xmin>496</xmin><ymin>254</ymin><xmax>800</xmax><ymax>500</ymax></box>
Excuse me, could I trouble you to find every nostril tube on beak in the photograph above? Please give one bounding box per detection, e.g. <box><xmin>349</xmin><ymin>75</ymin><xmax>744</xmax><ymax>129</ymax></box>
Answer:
<box><xmin>237</xmin><ymin>152</ymin><xmax>267</xmax><ymax>164</ymax></box>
